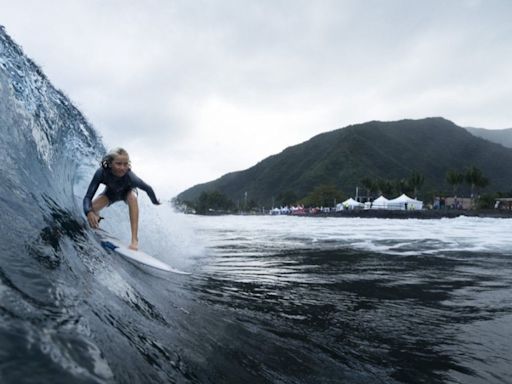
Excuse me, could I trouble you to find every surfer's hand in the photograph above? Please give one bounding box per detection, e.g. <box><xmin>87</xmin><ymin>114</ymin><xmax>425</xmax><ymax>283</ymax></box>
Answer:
<box><xmin>87</xmin><ymin>211</ymin><xmax>100</xmax><ymax>228</ymax></box>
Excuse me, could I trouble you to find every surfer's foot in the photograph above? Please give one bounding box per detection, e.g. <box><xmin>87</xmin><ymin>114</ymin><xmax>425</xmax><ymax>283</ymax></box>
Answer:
<box><xmin>128</xmin><ymin>240</ymin><xmax>138</xmax><ymax>251</ymax></box>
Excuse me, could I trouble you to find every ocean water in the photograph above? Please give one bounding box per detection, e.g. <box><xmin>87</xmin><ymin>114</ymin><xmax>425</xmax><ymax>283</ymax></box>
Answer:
<box><xmin>180</xmin><ymin>214</ymin><xmax>512</xmax><ymax>384</ymax></box>
<box><xmin>4</xmin><ymin>200</ymin><xmax>512</xmax><ymax>383</ymax></box>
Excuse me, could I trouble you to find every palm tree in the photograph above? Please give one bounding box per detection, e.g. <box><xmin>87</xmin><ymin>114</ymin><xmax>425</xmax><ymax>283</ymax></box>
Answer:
<box><xmin>377</xmin><ymin>179</ymin><xmax>394</xmax><ymax>197</ymax></box>
<box><xmin>465</xmin><ymin>166</ymin><xmax>489</xmax><ymax>198</ymax></box>
<box><xmin>361</xmin><ymin>177</ymin><xmax>376</xmax><ymax>201</ymax></box>
<box><xmin>394</xmin><ymin>178</ymin><xmax>409</xmax><ymax>195</ymax></box>
<box><xmin>446</xmin><ymin>169</ymin><xmax>464</xmax><ymax>197</ymax></box>
<box><xmin>408</xmin><ymin>171</ymin><xmax>424</xmax><ymax>199</ymax></box>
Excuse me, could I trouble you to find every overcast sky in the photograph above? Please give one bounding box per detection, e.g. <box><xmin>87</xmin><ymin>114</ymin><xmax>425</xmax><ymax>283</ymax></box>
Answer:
<box><xmin>1</xmin><ymin>0</ymin><xmax>511</xmax><ymax>198</ymax></box>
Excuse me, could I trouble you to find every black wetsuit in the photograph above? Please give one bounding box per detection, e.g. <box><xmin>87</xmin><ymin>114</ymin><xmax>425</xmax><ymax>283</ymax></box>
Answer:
<box><xmin>83</xmin><ymin>167</ymin><xmax>159</xmax><ymax>216</ymax></box>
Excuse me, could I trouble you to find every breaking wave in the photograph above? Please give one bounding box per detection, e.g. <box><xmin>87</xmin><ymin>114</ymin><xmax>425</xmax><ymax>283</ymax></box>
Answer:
<box><xmin>0</xmin><ymin>27</ymin><xmax>196</xmax><ymax>383</ymax></box>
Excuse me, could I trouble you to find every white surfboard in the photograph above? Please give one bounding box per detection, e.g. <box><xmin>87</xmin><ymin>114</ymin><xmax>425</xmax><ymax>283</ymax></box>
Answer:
<box><xmin>94</xmin><ymin>229</ymin><xmax>190</xmax><ymax>274</ymax></box>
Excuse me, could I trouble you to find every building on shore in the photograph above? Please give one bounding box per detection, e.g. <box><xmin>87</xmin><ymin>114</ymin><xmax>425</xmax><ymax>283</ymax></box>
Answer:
<box><xmin>443</xmin><ymin>197</ymin><xmax>472</xmax><ymax>210</ymax></box>
<box><xmin>495</xmin><ymin>198</ymin><xmax>512</xmax><ymax>210</ymax></box>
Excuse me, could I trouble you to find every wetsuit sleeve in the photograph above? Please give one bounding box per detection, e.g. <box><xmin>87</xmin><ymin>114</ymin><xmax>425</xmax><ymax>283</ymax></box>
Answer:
<box><xmin>129</xmin><ymin>171</ymin><xmax>160</xmax><ymax>205</ymax></box>
<box><xmin>83</xmin><ymin>168</ymin><xmax>104</xmax><ymax>215</ymax></box>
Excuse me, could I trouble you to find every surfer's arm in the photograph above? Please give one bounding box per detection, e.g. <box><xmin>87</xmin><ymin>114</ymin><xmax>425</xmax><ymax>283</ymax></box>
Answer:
<box><xmin>83</xmin><ymin>168</ymin><xmax>104</xmax><ymax>215</ymax></box>
<box><xmin>130</xmin><ymin>172</ymin><xmax>160</xmax><ymax>205</ymax></box>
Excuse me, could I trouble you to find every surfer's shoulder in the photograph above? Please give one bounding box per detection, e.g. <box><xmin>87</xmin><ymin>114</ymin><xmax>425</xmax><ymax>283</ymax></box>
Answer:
<box><xmin>126</xmin><ymin>169</ymin><xmax>139</xmax><ymax>181</ymax></box>
<box><xmin>92</xmin><ymin>166</ymin><xmax>108</xmax><ymax>180</ymax></box>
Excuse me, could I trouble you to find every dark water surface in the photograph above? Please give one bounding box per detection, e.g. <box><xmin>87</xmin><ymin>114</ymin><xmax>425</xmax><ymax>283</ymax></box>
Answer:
<box><xmin>2</xmin><ymin>212</ymin><xmax>512</xmax><ymax>383</ymax></box>
<box><xmin>182</xmin><ymin>216</ymin><xmax>512</xmax><ymax>384</ymax></box>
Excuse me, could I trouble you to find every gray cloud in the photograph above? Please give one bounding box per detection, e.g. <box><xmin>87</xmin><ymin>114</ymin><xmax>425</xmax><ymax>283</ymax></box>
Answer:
<box><xmin>1</xmin><ymin>0</ymin><xmax>511</xmax><ymax>197</ymax></box>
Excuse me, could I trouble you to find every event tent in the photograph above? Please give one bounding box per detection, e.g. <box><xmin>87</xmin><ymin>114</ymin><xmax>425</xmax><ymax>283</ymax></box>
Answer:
<box><xmin>387</xmin><ymin>194</ymin><xmax>423</xmax><ymax>210</ymax></box>
<box><xmin>371</xmin><ymin>195</ymin><xmax>390</xmax><ymax>210</ymax></box>
<box><xmin>337</xmin><ymin>198</ymin><xmax>364</xmax><ymax>211</ymax></box>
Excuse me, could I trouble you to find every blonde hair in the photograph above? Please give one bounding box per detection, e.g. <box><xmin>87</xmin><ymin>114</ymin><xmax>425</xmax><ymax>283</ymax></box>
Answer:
<box><xmin>101</xmin><ymin>147</ymin><xmax>131</xmax><ymax>169</ymax></box>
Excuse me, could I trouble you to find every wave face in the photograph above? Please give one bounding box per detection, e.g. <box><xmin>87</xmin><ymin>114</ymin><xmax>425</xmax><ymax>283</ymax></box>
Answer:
<box><xmin>0</xmin><ymin>26</ymin><xmax>102</xmax><ymax>227</ymax></box>
<box><xmin>0</xmin><ymin>26</ymin><xmax>113</xmax><ymax>382</ymax></box>
<box><xmin>0</xmin><ymin>27</ymin><xmax>199</xmax><ymax>384</ymax></box>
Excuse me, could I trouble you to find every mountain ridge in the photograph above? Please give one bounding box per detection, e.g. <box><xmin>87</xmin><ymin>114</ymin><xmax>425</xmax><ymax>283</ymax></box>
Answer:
<box><xmin>177</xmin><ymin>117</ymin><xmax>512</xmax><ymax>206</ymax></box>
<box><xmin>465</xmin><ymin>126</ymin><xmax>512</xmax><ymax>148</ymax></box>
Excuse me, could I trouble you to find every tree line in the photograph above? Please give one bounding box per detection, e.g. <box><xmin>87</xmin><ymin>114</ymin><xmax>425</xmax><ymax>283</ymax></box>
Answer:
<box><xmin>446</xmin><ymin>166</ymin><xmax>489</xmax><ymax>198</ymax></box>
<box><xmin>180</xmin><ymin>166</ymin><xmax>495</xmax><ymax>213</ymax></box>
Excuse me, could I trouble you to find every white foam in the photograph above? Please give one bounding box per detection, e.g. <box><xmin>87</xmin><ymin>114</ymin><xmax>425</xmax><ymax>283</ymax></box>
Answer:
<box><xmin>183</xmin><ymin>215</ymin><xmax>512</xmax><ymax>256</ymax></box>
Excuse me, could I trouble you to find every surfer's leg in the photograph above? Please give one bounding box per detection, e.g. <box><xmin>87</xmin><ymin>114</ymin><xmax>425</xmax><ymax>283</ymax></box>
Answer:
<box><xmin>92</xmin><ymin>194</ymin><xmax>110</xmax><ymax>213</ymax></box>
<box><xmin>126</xmin><ymin>190</ymin><xmax>139</xmax><ymax>250</ymax></box>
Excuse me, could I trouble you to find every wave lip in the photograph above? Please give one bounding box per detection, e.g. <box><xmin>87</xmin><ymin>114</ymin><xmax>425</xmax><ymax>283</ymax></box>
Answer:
<box><xmin>0</xmin><ymin>25</ymin><xmax>101</xmax><ymax>168</ymax></box>
<box><xmin>0</xmin><ymin>26</ymin><xmax>116</xmax><ymax>383</ymax></box>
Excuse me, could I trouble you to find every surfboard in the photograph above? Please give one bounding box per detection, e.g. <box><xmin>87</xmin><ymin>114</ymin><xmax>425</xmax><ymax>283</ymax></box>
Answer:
<box><xmin>93</xmin><ymin>228</ymin><xmax>190</xmax><ymax>274</ymax></box>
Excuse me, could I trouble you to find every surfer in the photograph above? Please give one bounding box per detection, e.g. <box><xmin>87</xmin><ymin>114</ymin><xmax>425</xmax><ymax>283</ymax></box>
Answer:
<box><xmin>83</xmin><ymin>147</ymin><xmax>160</xmax><ymax>250</ymax></box>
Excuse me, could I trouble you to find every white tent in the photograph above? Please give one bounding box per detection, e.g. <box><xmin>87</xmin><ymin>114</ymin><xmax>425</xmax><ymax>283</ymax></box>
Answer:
<box><xmin>387</xmin><ymin>194</ymin><xmax>423</xmax><ymax>210</ymax></box>
<box><xmin>270</xmin><ymin>207</ymin><xmax>290</xmax><ymax>215</ymax></box>
<box><xmin>340</xmin><ymin>198</ymin><xmax>364</xmax><ymax>210</ymax></box>
<box><xmin>371</xmin><ymin>195</ymin><xmax>390</xmax><ymax>210</ymax></box>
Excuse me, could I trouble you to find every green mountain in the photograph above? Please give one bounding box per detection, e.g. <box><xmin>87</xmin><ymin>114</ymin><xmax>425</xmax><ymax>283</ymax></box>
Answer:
<box><xmin>178</xmin><ymin>118</ymin><xmax>512</xmax><ymax>206</ymax></box>
<box><xmin>465</xmin><ymin>127</ymin><xmax>512</xmax><ymax>148</ymax></box>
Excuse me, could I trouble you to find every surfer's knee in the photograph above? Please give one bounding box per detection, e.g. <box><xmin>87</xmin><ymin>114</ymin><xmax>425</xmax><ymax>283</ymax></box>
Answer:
<box><xmin>126</xmin><ymin>190</ymin><xmax>138</xmax><ymax>205</ymax></box>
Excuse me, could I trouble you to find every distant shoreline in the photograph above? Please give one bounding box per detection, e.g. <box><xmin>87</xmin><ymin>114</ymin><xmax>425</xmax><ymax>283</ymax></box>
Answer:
<box><xmin>191</xmin><ymin>209</ymin><xmax>512</xmax><ymax>219</ymax></box>
<box><xmin>304</xmin><ymin>209</ymin><xmax>512</xmax><ymax>219</ymax></box>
